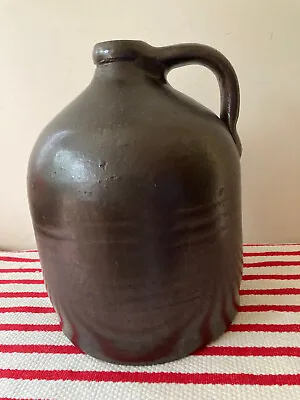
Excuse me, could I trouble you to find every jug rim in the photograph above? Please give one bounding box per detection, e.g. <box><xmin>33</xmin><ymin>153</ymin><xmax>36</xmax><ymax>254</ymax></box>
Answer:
<box><xmin>93</xmin><ymin>40</ymin><xmax>152</xmax><ymax>65</ymax></box>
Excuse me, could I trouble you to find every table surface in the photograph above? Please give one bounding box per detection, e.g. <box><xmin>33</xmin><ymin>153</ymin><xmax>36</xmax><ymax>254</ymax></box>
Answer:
<box><xmin>0</xmin><ymin>244</ymin><xmax>299</xmax><ymax>399</ymax></box>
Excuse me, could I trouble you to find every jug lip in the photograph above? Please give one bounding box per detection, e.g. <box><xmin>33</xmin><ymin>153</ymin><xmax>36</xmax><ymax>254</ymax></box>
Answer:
<box><xmin>93</xmin><ymin>40</ymin><xmax>153</xmax><ymax>65</ymax></box>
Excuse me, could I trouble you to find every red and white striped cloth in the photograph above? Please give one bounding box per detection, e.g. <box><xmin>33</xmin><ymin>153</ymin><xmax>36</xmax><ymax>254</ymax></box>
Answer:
<box><xmin>0</xmin><ymin>244</ymin><xmax>299</xmax><ymax>399</ymax></box>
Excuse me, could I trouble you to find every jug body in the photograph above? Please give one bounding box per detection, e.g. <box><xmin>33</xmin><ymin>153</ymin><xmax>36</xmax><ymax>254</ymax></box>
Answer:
<box><xmin>27</xmin><ymin>40</ymin><xmax>242</xmax><ymax>365</ymax></box>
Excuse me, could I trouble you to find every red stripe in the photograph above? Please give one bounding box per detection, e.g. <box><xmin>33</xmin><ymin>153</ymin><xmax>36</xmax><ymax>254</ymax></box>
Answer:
<box><xmin>242</xmin><ymin>274</ymin><xmax>300</xmax><ymax>280</ymax></box>
<box><xmin>0</xmin><ymin>324</ymin><xmax>60</xmax><ymax>331</ymax></box>
<box><xmin>0</xmin><ymin>344</ymin><xmax>298</xmax><ymax>357</ymax></box>
<box><xmin>0</xmin><ymin>256</ymin><xmax>40</xmax><ymax>262</ymax></box>
<box><xmin>0</xmin><ymin>369</ymin><xmax>299</xmax><ymax>385</ymax></box>
<box><xmin>3</xmin><ymin>269</ymin><xmax>300</xmax><ymax>279</ymax></box>
<box><xmin>193</xmin><ymin>346</ymin><xmax>300</xmax><ymax>357</ymax></box>
<box><xmin>0</xmin><ymin>284</ymin><xmax>298</xmax><ymax>295</ymax></box>
<box><xmin>244</xmin><ymin>251</ymin><xmax>300</xmax><ymax>257</ymax></box>
<box><xmin>0</xmin><ymin>307</ymin><xmax>54</xmax><ymax>313</ymax></box>
<box><xmin>239</xmin><ymin>305</ymin><xmax>300</xmax><ymax>312</ymax></box>
<box><xmin>0</xmin><ymin>344</ymin><xmax>82</xmax><ymax>354</ymax></box>
<box><xmin>244</xmin><ymin>261</ymin><xmax>300</xmax><ymax>267</ymax></box>
<box><xmin>0</xmin><ymin>398</ymin><xmax>47</xmax><ymax>400</ymax></box>
<box><xmin>2</xmin><ymin>262</ymin><xmax>299</xmax><ymax>272</ymax></box>
<box><xmin>240</xmin><ymin>288</ymin><xmax>300</xmax><ymax>295</ymax></box>
<box><xmin>0</xmin><ymin>292</ymin><xmax>47</xmax><ymax>298</ymax></box>
<box><xmin>0</xmin><ymin>285</ymin><xmax>299</xmax><ymax>296</ymax></box>
<box><xmin>0</xmin><ymin>279</ymin><xmax>44</xmax><ymax>284</ymax></box>
<box><xmin>3</xmin><ymin>256</ymin><xmax>300</xmax><ymax>266</ymax></box>
<box><xmin>0</xmin><ymin>304</ymin><xmax>297</xmax><ymax>313</ymax></box>
<box><xmin>3</xmin><ymin>256</ymin><xmax>300</xmax><ymax>264</ymax></box>
<box><xmin>4</xmin><ymin>257</ymin><xmax>300</xmax><ymax>266</ymax></box>
<box><xmin>15</xmin><ymin>249</ymin><xmax>39</xmax><ymax>253</ymax></box>
<box><xmin>0</xmin><ymin>281</ymin><xmax>298</xmax><ymax>302</ymax></box>
<box><xmin>229</xmin><ymin>324</ymin><xmax>300</xmax><ymax>332</ymax></box>
<box><xmin>1</xmin><ymin>262</ymin><xmax>300</xmax><ymax>271</ymax></box>
<box><xmin>244</xmin><ymin>243</ymin><xmax>300</xmax><ymax>247</ymax></box>
<box><xmin>0</xmin><ymin>268</ymin><xmax>41</xmax><ymax>273</ymax></box>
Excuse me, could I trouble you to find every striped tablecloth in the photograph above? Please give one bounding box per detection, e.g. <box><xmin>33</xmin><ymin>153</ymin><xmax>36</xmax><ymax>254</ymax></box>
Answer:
<box><xmin>0</xmin><ymin>244</ymin><xmax>299</xmax><ymax>399</ymax></box>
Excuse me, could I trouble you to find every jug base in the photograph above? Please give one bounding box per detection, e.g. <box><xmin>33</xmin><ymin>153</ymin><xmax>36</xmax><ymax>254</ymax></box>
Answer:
<box><xmin>61</xmin><ymin>305</ymin><xmax>239</xmax><ymax>366</ymax></box>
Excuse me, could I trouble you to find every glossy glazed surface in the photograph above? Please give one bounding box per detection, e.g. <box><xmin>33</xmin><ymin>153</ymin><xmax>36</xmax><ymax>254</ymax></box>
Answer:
<box><xmin>27</xmin><ymin>40</ymin><xmax>242</xmax><ymax>365</ymax></box>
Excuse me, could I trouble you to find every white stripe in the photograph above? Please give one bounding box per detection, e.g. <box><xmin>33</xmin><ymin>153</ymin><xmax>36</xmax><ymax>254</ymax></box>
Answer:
<box><xmin>214</xmin><ymin>332</ymin><xmax>300</xmax><ymax>347</ymax></box>
<box><xmin>243</xmin><ymin>244</ymin><xmax>300</xmax><ymax>251</ymax></box>
<box><xmin>0</xmin><ymin>297</ymin><xmax>52</xmax><ymax>307</ymax></box>
<box><xmin>244</xmin><ymin>255</ymin><xmax>300</xmax><ymax>262</ymax></box>
<box><xmin>0</xmin><ymin>310</ymin><xmax>298</xmax><ymax>326</ymax></box>
<box><xmin>234</xmin><ymin>311</ymin><xmax>300</xmax><ymax>324</ymax></box>
<box><xmin>0</xmin><ymin>379</ymin><xmax>299</xmax><ymax>400</ymax></box>
<box><xmin>1</xmin><ymin>267</ymin><xmax>299</xmax><ymax>278</ymax></box>
<box><xmin>0</xmin><ymin>261</ymin><xmax>40</xmax><ymax>267</ymax></box>
<box><xmin>241</xmin><ymin>280</ymin><xmax>300</xmax><ymax>289</ymax></box>
<box><xmin>0</xmin><ymin>313</ymin><xmax>59</xmax><ymax>325</ymax></box>
<box><xmin>0</xmin><ymin>250</ymin><xmax>38</xmax><ymax>255</ymax></box>
<box><xmin>0</xmin><ymin>272</ymin><xmax>43</xmax><ymax>280</ymax></box>
<box><xmin>0</xmin><ymin>273</ymin><xmax>43</xmax><ymax>282</ymax></box>
<box><xmin>5</xmin><ymin>245</ymin><xmax>298</xmax><ymax>252</ymax></box>
<box><xmin>0</xmin><ymin>330</ymin><xmax>299</xmax><ymax>347</ymax></box>
<box><xmin>1</xmin><ymin>246</ymin><xmax>300</xmax><ymax>255</ymax></box>
<box><xmin>243</xmin><ymin>266</ymin><xmax>300</xmax><ymax>275</ymax></box>
<box><xmin>0</xmin><ymin>331</ymin><xmax>70</xmax><ymax>345</ymax></box>
<box><xmin>2</xmin><ymin>293</ymin><xmax>299</xmax><ymax>312</ymax></box>
<box><xmin>240</xmin><ymin>295</ymin><xmax>300</xmax><ymax>306</ymax></box>
<box><xmin>2</xmin><ymin>249</ymin><xmax>300</xmax><ymax>262</ymax></box>
<box><xmin>1</xmin><ymin>271</ymin><xmax>299</xmax><ymax>284</ymax></box>
<box><xmin>0</xmin><ymin>283</ymin><xmax>46</xmax><ymax>292</ymax></box>
<box><xmin>0</xmin><ymin>352</ymin><xmax>299</xmax><ymax>375</ymax></box>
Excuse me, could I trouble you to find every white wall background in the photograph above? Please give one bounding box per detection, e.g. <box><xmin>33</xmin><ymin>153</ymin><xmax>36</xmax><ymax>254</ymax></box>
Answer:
<box><xmin>1</xmin><ymin>0</ymin><xmax>300</xmax><ymax>250</ymax></box>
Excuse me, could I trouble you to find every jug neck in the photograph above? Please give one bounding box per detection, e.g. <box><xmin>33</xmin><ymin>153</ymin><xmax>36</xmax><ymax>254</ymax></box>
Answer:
<box><xmin>92</xmin><ymin>40</ymin><xmax>165</xmax><ymax>80</ymax></box>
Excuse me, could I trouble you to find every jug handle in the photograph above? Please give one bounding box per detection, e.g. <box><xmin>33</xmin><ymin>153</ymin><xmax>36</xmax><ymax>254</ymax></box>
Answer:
<box><xmin>156</xmin><ymin>44</ymin><xmax>242</xmax><ymax>156</ymax></box>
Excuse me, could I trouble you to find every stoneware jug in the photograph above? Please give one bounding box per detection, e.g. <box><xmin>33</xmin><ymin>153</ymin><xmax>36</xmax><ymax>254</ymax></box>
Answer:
<box><xmin>27</xmin><ymin>40</ymin><xmax>243</xmax><ymax>365</ymax></box>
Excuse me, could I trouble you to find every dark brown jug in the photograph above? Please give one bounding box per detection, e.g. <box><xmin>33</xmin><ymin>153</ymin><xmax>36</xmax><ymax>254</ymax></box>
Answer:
<box><xmin>27</xmin><ymin>40</ymin><xmax>243</xmax><ymax>365</ymax></box>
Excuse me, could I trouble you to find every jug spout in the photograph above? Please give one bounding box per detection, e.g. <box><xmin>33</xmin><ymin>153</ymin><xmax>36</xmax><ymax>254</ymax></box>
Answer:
<box><xmin>93</xmin><ymin>40</ymin><xmax>153</xmax><ymax>64</ymax></box>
